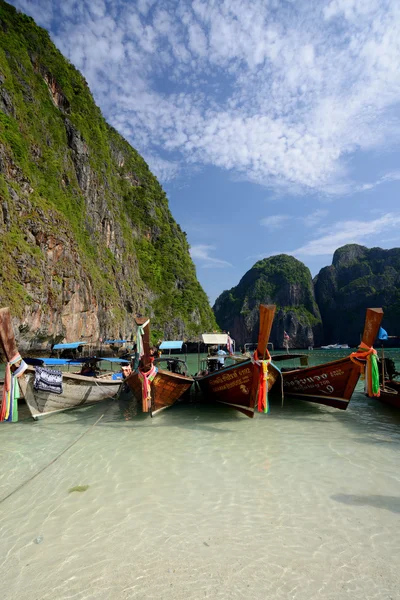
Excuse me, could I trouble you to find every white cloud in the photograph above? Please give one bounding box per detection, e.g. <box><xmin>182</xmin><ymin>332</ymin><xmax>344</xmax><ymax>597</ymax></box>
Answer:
<box><xmin>260</xmin><ymin>209</ymin><xmax>329</xmax><ymax>231</ymax></box>
<box><xmin>252</xmin><ymin>212</ymin><xmax>400</xmax><ymax>262</ymax></box>
<box><xmin>355</xmin><ymin>171</ymin><xmax>400</xmax><ymax>193</ymax></box>
<box><xmin>260</xmin><ymin>215</ymin><xmax>290</xmax><ymax>230</ymax></box>
<box><xmin>292</xmin><ymin>213</ymin><xmax>400</xmax><ymax>256</ymax></box>
<box><xmin>302</xmin><ymin>209</ymin><xmax>329</xmax><ymax>228</ymax></box>
<box><xmin>142</xmin><ymin>153</ymin><xmax>179</xmax><ymax>182</ymax></box>
<box><xmin>9</xmin><ymin>0</ymin><xmax>400</xmax><ymax>190</ymax></box>
<box><xmin>190</xmin><ymin>244</ymin><xmax>232</xmax><ymax>268</ymax></box>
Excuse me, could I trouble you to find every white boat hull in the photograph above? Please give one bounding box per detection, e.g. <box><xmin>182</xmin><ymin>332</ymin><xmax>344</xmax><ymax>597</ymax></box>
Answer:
<box><xmin>18</xmin><ymin>368</ymin><xmax>121</xmax><ymax>419</ymax></box>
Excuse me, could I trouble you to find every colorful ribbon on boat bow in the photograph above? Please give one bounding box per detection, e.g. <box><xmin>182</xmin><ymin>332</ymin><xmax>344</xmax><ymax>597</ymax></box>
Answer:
<box><xmin>136</xmin><ymin>319</ymin><xmax>150</xmax><ymax>359</ymax></box>
<box><xmin>0</xmin><ymin>353</ymin><xmax>28</xmax><ymax>422</ymax></box>
<box><xmin>253</xmin><ymin>349</ymin><xmax>272</xmax><ymax>413</ymax></box>
<box><xmin>350</xmin><ymin>342</ymin><xmax>380</xmax><ymax>397</ymax></box>
<box><xmin>138</xmin><ymin>364</ymin><xmax>158</xmax><ymax>412</ymax></box>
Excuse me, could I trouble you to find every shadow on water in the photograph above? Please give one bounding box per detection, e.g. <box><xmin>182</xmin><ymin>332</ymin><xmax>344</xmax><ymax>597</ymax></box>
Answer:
<box><xmin>266</xmin><ymin>394</ymin><xmax>331</xmax><ymax>422</ymax></box>
<box><xmin>13</xmin><ymin>382</ymin><xmax>400</xmax><ymax>440</ymax></box>
<box><xmin>331</xmin><ymin>493</ymin><xmax>400</xmax><ymax>514</ymax></box>
<box><xmin>13</xmin><ymin>396</ymin><xmax>240</xmax><ymax>434</ymax></box>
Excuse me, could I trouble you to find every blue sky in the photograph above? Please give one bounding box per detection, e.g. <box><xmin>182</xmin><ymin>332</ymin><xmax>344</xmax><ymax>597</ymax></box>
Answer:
<box><xmin>10</xmin><ymin>0</ymin><xmax>400</xmax><ymax>303</ymax></box>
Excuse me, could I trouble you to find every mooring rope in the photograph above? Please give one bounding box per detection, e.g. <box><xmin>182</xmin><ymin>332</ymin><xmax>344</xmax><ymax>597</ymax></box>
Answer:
<box><xmin>0</xmin><ymin>412</ymin><xmax>105</xmax><ymax>505</ymax></box>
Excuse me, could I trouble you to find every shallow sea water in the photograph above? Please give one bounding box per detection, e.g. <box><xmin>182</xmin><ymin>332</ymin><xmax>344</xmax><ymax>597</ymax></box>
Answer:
<box><xmin>1</xmin><ymin>350</ymin><xmax>400</xmax><ymax>600</ymax></box>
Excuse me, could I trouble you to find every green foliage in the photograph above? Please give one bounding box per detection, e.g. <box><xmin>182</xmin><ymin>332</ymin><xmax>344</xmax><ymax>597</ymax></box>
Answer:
<box><xmin>315</xmin><ymin>244</ymin><xmax>400</xmax><ymax>343</ymax></box>
<box><xmin>214</xmin><ymin>254</ymin><xmax>322</xmax><ymax>333</ymax></box>
<box><xmin>0</xmin><ymin>0</ymin><xmax>216</xmax><ymax>336</ymax></box>
<box><xmin>0</xmin><ymin>111</ymin><xmax>28</xmax><ymax>162</ymax></box>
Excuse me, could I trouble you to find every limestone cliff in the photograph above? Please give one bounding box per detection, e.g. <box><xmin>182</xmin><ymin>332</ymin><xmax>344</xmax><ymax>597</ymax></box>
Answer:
<box><xmin>213</xmin><ymin>255</ymin><xmax>322</xmax><ymax>349</ymax></box>
<box><xmin>314</xmin><ymin>244</ymin><xmax>400</xmax><ymax>345</ymax></box>
<box><xmin>0</xmin><ymin>1</ymin><xmax>216</xmax><ymax>349</ymax></box>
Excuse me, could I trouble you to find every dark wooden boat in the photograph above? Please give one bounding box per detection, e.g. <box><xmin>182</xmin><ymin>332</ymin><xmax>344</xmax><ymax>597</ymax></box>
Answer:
<box><xmin>124</xmin><ymin>317</ymin><xmax>193</xmax><ymax>416</ymax></box>
<box><xmin>277</xmin><ymin>308</ymin><xmax>384</xmax><ymax>409</ymax></box>
<box><xmin>194</xmin><ymin>304</ymin><xmax>280</xmax><ymax>418</ymax></box>
<box><xmin>375</xmin><ymin>381</ymin><xmax>400</xmax><ymax>409</ymax></box>
<box><xmin>0</xmin><ymin>307</ymin><xmax>121</xmax><ymax>420</ymax></box>
<box><xmin>367</xmin><ymin>355</ymin><xmax>400</xmax><ymax>409</ymax></box>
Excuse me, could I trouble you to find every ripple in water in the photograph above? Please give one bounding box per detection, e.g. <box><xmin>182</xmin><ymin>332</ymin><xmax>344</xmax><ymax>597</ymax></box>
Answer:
<box><xmin>0</xmin><ymin>351</ymin><xmax>399</xmax><ymax>599</ymax></box>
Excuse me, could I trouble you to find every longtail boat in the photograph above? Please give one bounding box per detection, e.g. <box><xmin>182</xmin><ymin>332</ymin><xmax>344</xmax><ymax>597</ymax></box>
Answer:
<box><xmin>373</xmin><ymin>380</ymin><xmax>400</xmax><ymax>409</ymax></box>
<box><xmin>194</xmin><ymin>304</ymin><xmax>280</xmax><ymax>418</ymax></box>
<box><xmin>277</xmin><ymin>308</ymin><xmax>384</xmax><ymax>410</ymax></box>
<box><xmin>366</xmin><ymin>353</ymin><xmax>400</xmax><ymax>409</ymax></box>
<box><xmin>0</xmin><ymin>307</ymin><xmax>121</xmax><ymax>420</ymax></box>
<box><xmin>124</xmin><ymin>317</ymin><xmax>193</xmax><ymax>416</ymax></box>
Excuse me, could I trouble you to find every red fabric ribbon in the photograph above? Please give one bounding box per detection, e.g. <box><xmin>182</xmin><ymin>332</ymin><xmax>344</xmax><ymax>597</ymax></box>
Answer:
<box><xmin>138</xmin><ymin>364</ymin><xmax>158</xmax><ymax>412</ymax></box>
<box><xmin>253</xmin><ymin>348</ymin><xmax>272</xmax><ymax>413</ymax></box>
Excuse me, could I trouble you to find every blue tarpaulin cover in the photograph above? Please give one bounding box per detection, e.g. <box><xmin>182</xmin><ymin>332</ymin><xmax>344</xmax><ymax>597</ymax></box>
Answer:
<box><xmin>35</xmin><ymin>358</ymin><xmax>72</xmax><ymax>366</ymax></box>
<box><xmin>98</xmin><ymin>357</ymin><xmax>130</xmax><ymax>364</ymax></box>
<box><xmin>378</xmin><ymin>327</ymin><xmax>388</xmax><ymax>340</ymax></box>
<box><xmin>159</xmin><ymin>341</ymin><xmax>184</xmax><ymax>350</ymax></box>
<box><xmin>26</xmin><ymin>356</ymin><xmax>130</xmax><ymax>366</ymax></box>
<box><xmin>52</xmin><ymin>342</ymin><xmax>88</xmax><ymax>350</ymax></box>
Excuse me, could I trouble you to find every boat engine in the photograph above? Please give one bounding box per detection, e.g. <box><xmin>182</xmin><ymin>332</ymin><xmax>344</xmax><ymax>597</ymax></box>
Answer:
<box><xmin>206</xmin><ymin>357</ymin><xmax>218</xmax><ymax>373</ymax></box>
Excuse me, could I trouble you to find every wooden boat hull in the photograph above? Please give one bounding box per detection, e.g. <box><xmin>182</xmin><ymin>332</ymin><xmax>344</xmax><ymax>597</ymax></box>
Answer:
<box><xmin>280</xmin><ymin>307</ymin><xmax>384</xmax><ymax>410</ymax></box>
<box><xmin>375</xmin><ymin>381</ymin><xmax>400</xmax><ymax>409</ymax></box>
<box><xmin>196</xmin><ymin>359</ymin><xmax>280</xmax><ymax>418</ymax></box>
<box><xmin>18</xmin><ymin>368</ymin><xmax>121</xmax><ymax>419</ymax></box>
<box><xmin>125</xmin><ymin>368</ymin><xmax>193</xmax><ymax>415</ymax></box>
<box><xmin>281</xmin><ymin>356</ymin><xmax>361</xmax><ymax>409</ymax></box>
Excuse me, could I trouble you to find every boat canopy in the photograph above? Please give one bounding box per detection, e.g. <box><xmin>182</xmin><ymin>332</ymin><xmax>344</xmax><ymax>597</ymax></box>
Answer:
<box><xmin>202</xmin><ymin>333</ymin><xmax>228</xmax><ymax>345</ymax></box>
<box><xmin>97</xmin><ymin>357</ymin><xmax>130</xmax><ymax>364</ymax></box>
<box><xmin>52</xmin><ymin>342</ymin><xmax>88</xmax><ymax>350</ymax></box>
<box><xmin>103</xmin><ymin>339</ymin><xmax>127</xmax><ymax>344</ymax></box>
<box><xmin>27</xmin><ymin>358</ymin><xmax>71</xmax><ymax>366</ymax></box>
<box><xmin>25</xmin><ymin>356</ymin><xmax>130</xmax><ymax>366</ymax></box>
<box><xmin>68</xmin><ymin>357</ymin><xmax>130</xmax><ymax>364</ymax></box>
<box><xmin>159</xmin><ymin>341</ymin><xmax>184</xmax><ymax>350</ymax></box>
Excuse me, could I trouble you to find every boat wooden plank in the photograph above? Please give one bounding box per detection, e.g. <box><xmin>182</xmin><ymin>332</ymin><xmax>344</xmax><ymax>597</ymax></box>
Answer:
<box><xmin>195</xmin><ymin>304</ymin><xmax>279</xmax><ymax>417</ymax></box>
<box><xmin>125</xmin><ymin>368</ymin><xmax>193</xmax><ymax>412</ymax></box>
<box><xmin>280</xmin><ymin>307</ymin><xmax>384</xmax><ymax>409</ymax></box>
<box><xmin>0</xmin><ymin>307</ymin><xmax>19</xmax><ymax>362</ymax></box>
<box><xmin>126</xmin><ymin>316</ymin><xmax>194</xmax><ymax>414</ymax></box>
<box><xmin>370</xmin><ymin>380</ymin><xmax>400</xmax><ymax>409</ymax></box>
<box><xmin>18</xmin><ymin>367</ymin><xmax>120</xmax><ymax>419</ymax></box>
<box><xmin>257</xmin><ymin>304</ymin><xmax>275</xmax><ymax>358</ymax></box>
<box><xmin>1</xmin><ymin>306</ymin><xmax>121</xmax><ymax>419</ymax></box>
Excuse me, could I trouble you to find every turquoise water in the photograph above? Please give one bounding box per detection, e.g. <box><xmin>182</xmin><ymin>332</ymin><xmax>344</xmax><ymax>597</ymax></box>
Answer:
<box><xmin>0</xmin><ymin>350</ymin><xmax>399</xmax><ymax>599</ymax></box>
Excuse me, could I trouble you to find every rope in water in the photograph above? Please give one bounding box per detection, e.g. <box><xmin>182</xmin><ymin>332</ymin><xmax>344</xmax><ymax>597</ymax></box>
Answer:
<box><xmin>0</xmin><ymin>413</ymin><xmax>105</xmax><ymax>505</ymax></box>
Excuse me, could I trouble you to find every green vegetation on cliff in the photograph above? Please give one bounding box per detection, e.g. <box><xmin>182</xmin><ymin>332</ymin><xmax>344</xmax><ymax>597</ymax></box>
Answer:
<box><xmin>214</xmin><ymin>254</ymin><xmax>322</xmax><ymax>348</ymax></box>
<box><xmin>315</xmin><ymin>244</ymin><xmax>400</xmax><ymax>345</ymax></box>
<box><xmin>0</xmin><ymin>1</ymin><xmax>216</xmax><ymax>342</ymax></box>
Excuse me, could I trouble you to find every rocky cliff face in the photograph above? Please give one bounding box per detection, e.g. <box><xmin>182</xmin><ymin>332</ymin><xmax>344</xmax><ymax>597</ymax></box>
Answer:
<box><xmin>314</xmin><ymin>244</ymin><xmax>400</xmax><ymax>345</ymax></box>
<box><xmin>0</xmin><ymin>1</ymin><xmax>216</xmax><ymax>349</ymax></box>
<box><xmin>213</xmin><ymin>255</ymin><xmax>322</xmax><ymax>349</ymax></box>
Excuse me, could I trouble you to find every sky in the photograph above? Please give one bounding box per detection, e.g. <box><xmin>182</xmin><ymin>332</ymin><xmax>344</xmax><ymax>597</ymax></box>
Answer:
<box><xmin>9</xmin><ymin>0</ymin><xmax>400</xmax><ymax>304</ymax></box>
